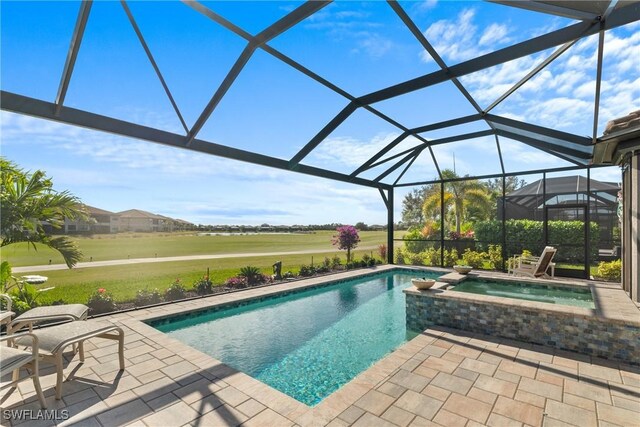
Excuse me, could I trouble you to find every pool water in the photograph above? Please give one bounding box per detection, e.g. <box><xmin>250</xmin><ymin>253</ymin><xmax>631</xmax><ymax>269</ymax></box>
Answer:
<box><xmin>451</xmin><ymin>279</ymin><xmax>595</xmax><ymax>308</ymax></box>
<box><xmin>154</xmin><ymin>271</ymin><xmax>438</xmax><ymax>406</ymax></box>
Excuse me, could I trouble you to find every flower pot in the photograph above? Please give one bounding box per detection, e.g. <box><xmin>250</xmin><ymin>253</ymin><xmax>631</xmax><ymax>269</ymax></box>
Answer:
<box><xmin>411</xmin><ymin>278</ymin><xmax>436</xmax><ymax>289</ymax></box>
<box><xmin>453</xmin><ymin>265</ymin><xmax>473</xmax><ymax>275</ymax></box>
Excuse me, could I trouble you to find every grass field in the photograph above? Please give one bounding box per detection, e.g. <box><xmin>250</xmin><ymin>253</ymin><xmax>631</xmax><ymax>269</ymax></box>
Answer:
<box><xmin>2</xmin><ymin>231</ymin><xmax>404</xmax><ymax>305</ymax></box>
<box><xmin>1</xmin><ymin>230</ymin><xmax>402</xmax><ymax>267</ymax></box>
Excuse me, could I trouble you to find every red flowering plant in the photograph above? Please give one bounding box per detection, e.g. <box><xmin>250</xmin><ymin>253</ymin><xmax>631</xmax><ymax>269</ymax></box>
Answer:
<box><xmin>87</xmin><ymin>287</ymin><xmax>116</xmax><ymax>314</ymax></box>
<box><xmin>332</xmin><ymin>225</ymin><xmax>361</xmax><ymax>263</ymax></box>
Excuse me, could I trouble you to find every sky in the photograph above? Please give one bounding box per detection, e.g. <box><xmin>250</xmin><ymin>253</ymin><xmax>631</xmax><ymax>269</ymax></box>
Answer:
<box><xmin>1</xmin><ymin>1</ymin><xmax>637</xmax><ymax>225</ymax></box>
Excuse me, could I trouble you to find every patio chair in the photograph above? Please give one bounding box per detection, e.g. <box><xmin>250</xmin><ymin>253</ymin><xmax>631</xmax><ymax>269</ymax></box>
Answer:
<box><xmin>14</xmin><ymin>320</ymin><xmax>124</xmax><ymax>399</ymax></box>
<box><xmin>1</xmin><ymin>333</ymin><xmax>47</xmax><ymax>408</ymax></box>
<box><xmin>511</xmin><ymin>246</ymin><xmax>557</xmax><ymax>279</ymax></box>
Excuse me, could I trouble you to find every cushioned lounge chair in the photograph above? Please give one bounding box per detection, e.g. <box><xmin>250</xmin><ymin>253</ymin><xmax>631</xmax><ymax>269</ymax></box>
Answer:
<box><xmin>511</xmin><ymin>246</ymin><xmax>557</xmax><ymax>279</ymax></box>
<box><xmin>1</xmin><ymin>333</ymin><xmax>47</xmax><ymax>408</ymax></box>
<box><xmin>14</xmin><ymin>320</ymin><xmax>124</xmax><ymax>399</ymax></box>
<box><xmin>9</xmin><ymin>303</ymin><xmax>89</xmax><ymax>334</ymax></box>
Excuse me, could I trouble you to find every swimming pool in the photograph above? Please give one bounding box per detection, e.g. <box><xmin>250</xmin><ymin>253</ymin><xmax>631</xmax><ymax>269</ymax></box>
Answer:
<box><xmin>451</xmin><ymin>279</ymin><xmax>594</xmax><ymax>308</ymax></box>
<box><xmin>152</xmin><ymin>271</ymin><xmax>438</xmax><ymax>406</ymax></box>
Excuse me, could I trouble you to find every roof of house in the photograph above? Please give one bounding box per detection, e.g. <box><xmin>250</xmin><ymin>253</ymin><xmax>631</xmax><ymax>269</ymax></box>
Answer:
<box><xmin>81</xmin><ymin>204</ymin><xmax>116</xmax><ymax>216</ymax></box>
<box><xmin>116</xmin><ymin>209</ymin><xmax>167</xmax><ymax>220</ymax></box>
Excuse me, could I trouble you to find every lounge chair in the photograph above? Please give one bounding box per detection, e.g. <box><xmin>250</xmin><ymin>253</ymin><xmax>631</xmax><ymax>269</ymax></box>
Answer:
<box><xmin>8</xmin><ymin>303</ymin><xmax>89</xmax><ymax>334</ymax></box>
<box><xmin>511</xmin><ymin>246</ymin><xmax>557</xmax><ymax>279</ymax></box>
<box><xmin>0</xmin><ymin>293</ymin><xmax>88</xmax><ymax>333</ymax></box>
<box><xmin>1</xmin><ymin>333</ymin><xmax>47</xmax><ymax>408</ymax></box>
<box><xmin>14</xmin><ymin>320</ymin><xmax>124</xmax><ymax>399</ymax></box>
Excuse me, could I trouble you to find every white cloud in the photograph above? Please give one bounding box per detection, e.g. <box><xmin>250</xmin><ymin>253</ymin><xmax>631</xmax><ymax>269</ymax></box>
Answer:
<box><xmin>309</xmin><ymin>132</ymin><xmax>402</xmax><ymax>168</ymax></box>
<box><xmin>422</xmin><ymin>9</ymin><xmax>484</xmax><ymax>63</ymax></box>
<box><xmin>0</xmin><ymin>112</ymin><xmax>287</xmax><ymax>181</ymax></box>
<box><xmin>479</xmin><ymin>23</ymin><xmax>511</xmax><ymax>47</ymax></box>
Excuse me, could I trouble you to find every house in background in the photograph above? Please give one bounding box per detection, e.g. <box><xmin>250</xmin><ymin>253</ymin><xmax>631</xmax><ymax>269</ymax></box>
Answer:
<box><xmin>62</xmin><ymin>204</ymin><xmax>119</xmax><ymax>234</ymax></box>
<box><xmin>116</xmin><ymin>209</ymin><xmax>174</xmax><ymax>233</ymax></box>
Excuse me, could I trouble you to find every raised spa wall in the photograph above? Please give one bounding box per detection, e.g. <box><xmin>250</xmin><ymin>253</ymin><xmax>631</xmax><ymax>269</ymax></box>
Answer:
<box><xmin>404</xmin><ymin>278</ymin><xmax>640</xmax><ymax>365</ymax></box>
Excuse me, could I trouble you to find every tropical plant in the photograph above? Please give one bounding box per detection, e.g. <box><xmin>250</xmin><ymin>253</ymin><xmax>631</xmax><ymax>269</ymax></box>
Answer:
<box><xmin>238</xmin><ymin>266</ymin><xmax>262</xmax><ymax>285</ymax></box>
<box><xmin>165</xmin><ymin>279</ymin><xmax>186</xmax><ymax>301</ymax></box>
<box><xmin>422</xmin><ymin>169</ymin><xmax>492</xmax><ymax>234</ymax></box>
<box><xmin>87</xmin><ymin>288</ymin><xmax>117</xmax><ymax>314</ymax></box>
<box><xmin>332</xmin><ymin>225</ymin><xmax>360</xmax><ymax>263</ymax></box>
<box><xmin>1</xmin><ymin>158</ymin><xmax>86</xmax><ymax>268</ymax></box>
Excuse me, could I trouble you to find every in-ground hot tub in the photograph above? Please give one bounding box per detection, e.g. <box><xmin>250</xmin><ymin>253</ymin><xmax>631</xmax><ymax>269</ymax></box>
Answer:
<box><xmin>405</xmin><ymin>274</ymin><xmax>640</xmax><ymax>365</ymax></box>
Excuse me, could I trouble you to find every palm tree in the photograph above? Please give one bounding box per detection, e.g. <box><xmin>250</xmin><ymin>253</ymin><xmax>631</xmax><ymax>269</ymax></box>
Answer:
<box><xmin>1</xmin><ymin>158</ymin><xmax>86</xmax><ymax>268</ymax></box>
<box><xmin>422</xmin><ymin>169</ymin><xmax>492</xmax><ymax>233</ymax></box>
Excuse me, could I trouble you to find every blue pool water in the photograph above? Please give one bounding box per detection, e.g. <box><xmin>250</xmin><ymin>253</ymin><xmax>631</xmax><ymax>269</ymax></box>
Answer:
<box><xmin>452</xmin><ymin>279</ymin><xmax>595</xmax><ymax>308</ymax></box>
<box><xmin>153</xmin><ymin>271</ymin><xmax>437</xmax><ymax>406</ymax></box>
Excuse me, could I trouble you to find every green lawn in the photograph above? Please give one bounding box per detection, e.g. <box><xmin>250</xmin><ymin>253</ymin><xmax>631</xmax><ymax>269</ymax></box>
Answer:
<box><xmin>19</xmin><ymin>248</ymin><xmax>382</xmax><ymax>305</ymax></box>
<box><xmin>1</xmin><ymin>230</ymin><xmax>403</xmax><ymax>267</ymax></box>
<box><xmin>2</xmin><ymin>230</ymin><xmax>405</xmax><ymax>305</ymax></box>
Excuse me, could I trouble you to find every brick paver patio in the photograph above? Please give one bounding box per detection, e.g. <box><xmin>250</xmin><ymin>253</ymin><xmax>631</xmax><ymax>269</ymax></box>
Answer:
<box><xmin>1</xmin><ymin>268</ymin><xmax>639</xmax><ymax>426</ymax></box>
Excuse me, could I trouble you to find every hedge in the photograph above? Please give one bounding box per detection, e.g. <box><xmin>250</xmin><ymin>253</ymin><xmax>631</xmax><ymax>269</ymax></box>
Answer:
<box><xmin>474</xmin><ymin>219</ymin><xmax>598</xmax><ymax>262</ymax></box>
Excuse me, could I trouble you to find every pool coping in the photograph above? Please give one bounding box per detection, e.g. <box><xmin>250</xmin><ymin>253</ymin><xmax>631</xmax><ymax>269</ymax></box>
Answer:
<box><xmin>106</xmin><ymin>266</ymin><xmax>638</xmax><ymax>418</ymax></box>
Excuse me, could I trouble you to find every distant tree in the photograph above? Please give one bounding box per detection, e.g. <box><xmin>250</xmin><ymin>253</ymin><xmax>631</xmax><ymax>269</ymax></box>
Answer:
<box><xmin>1</xmin><ymin>158</ymin><xmax>86</xmax><ymax>268</ymax></box>
<box><xmin>401</xmin><ymin>185</ymin><xmax>435</xmax><ymax>228</ymax></box>
<box><xmin>354</xmin><ymin>222</ymin><xmax>368</xmax><ymax>231</ymax></box>
<box><xmin>332</xmin><ymin>225</ymin><xmax>360</xmax><ymax>263</ymax></box>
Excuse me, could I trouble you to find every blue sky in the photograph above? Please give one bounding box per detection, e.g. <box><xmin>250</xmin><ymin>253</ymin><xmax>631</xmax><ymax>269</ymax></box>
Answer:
<box><xmin>1</xmin><ymin>1</ymin><xmax>637</xmax><ymax>225</ymax></box>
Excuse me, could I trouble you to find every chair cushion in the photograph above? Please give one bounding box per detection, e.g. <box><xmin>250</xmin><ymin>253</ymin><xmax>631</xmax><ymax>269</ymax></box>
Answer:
<box><xmin>0</xmin><ymin>346</ymin><xmax>33</xmax><ymax>373</ymax></box>
<box><xmin>16</xmin><ymin>321</ymin><xmax>117</xmax><ymax>354</ymax></box>
<box><xmin>13</xmin><ymin>304</ymin><xmax>88</xmax><ymax>323</ymax></box>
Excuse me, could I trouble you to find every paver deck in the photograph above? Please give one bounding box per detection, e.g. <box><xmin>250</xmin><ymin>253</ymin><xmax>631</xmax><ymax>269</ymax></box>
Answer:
<box><xmin>1</xmin><ymin>266</ymin><xmax>639</xmax><ymax>427</ymax></box>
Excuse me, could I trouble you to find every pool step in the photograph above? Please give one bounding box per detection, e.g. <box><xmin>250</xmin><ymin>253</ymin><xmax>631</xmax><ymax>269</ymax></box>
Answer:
<box><xmin>438</xmin><ymin>272</ymin><xmax>474</xmax><ymax>284</ymax></box>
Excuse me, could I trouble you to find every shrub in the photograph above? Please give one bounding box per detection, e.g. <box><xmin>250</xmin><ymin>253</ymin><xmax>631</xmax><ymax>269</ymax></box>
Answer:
<box><xmin>378</xmin><ymin>244</ymin><xmax>387</xmax><ymax>261</ymax></box>
<box><xmin>423</xmin><ymin>248</ymin><xmax>439</xmax><ymax>266</ymax></box>
<box><xmin>395</xmin><ymin>248</ymin><xmax>406</xmax><ymax>264</ymax></box>
<box><xmin>331</xmin><ymin>255</ymin><xmax>342</xmax><ymax>269</ymax></box>
<box><xmin>165</xmin><ymin>279</ymin><xmax>186</xmax><ymax>301</ymax></box>
<box><xmin>323</xmin><ymin>257</ymin><xmax>331</xmax><ymax>269</ymax></box>
<box><xmin>443</xmin><ymin>248</ymin><xmax>458</xmax><ymax>267</ymax></box>
<box><xmin>299</xmin><ymin>264</ymin><xmax>315</xmax><ymax>277</ymax></box>
<box><xmin>239</xmin><ymin>266</ymin><xmax>262</xmax><ymax>285</ymax></box>
<box><xmin>487</xmin><ymin>245</ymin><xmax>502</xmax><ymax>269</ymax></box>
<box><xmin>362</xmin><ymin>254</ymin><xmax>371</xmax><ymax>264</ymax></box>
<box><xmin>597</xmin><ymin>260</ymin><xmax>621</xmax><ymax>281</ymax></box>
<box><xmin>194</xmin><ymin>276</ymin><xmax>213</xmax><ymax>295</ymax></box>
<box><xmin>315</xmin><ymin>264</ymin><xmax>330</xmax><ymax>273</ymax></box>
<box><xmin>404</xmin><ymin>228</ymin><xmax>431</xmax><ymax>253</ymax></box>
<box><xmin>462</xmin><ymin>249</ymin><xmax>486</xmax><ymax>268</ymax></box>
<box><xmin>475</xmin><ymin>219</ymin><xmax>599</xmax><ymax>261</ymax></box>
<box><xmin>87</xmin><ymin>288</ymin><xmax>117</xmax><ymax>314</ymax></box>
<box><xmin>225</xmin><ymin>276</ymin><xmax>247</xmax><ymax>288</ymax></box>
<box><xmin>283</xmin><ymin>271</ymin><xmax>295</xmax><ymax>279</ymax></box>
<box><xmin>367</xmin><ymin>257</ymin><xmax>376</xmax><ymax>267</ymax></box>
<box><xmin>135</xmin><ymin>288</ymin><xmax>162</xmax><ymax>307</ymax></box>
<box><xmin>407</xmin><ymin>252</ymin><xmax>425</xmax><ymax>266</ymax></box>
